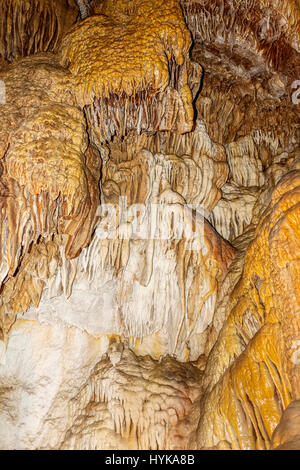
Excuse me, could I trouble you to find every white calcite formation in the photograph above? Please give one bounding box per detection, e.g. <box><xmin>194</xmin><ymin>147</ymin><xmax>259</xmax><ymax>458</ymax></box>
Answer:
<box><xmin>1</xmin><ymin>0</ymin><xmax>300</xmax><ymax>452</ymax></box>
<box><xmin>209</xmin><ymin>184</ymin><xmax>258</xmax><ymax>241</ymax></box>
<box><xmin>18</xmin><ymin>141</ymin><xmax>235</xmax><ymax>363</ymax></box>
<box><xmin>0</xmin><ymin>331</ymin><xmax>202</xmax><ymax>450</ymax></box>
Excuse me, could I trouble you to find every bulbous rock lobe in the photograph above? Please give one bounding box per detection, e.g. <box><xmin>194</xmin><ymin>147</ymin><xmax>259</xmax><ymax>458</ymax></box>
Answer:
<box><xmin>0</xmin><ymin>0</ymin><xmax>79</xmax><ymax>62</ymax></box>
<box><xmin>0</xmin><ymin>55</ymin><xmax>101</xmax><ymax>289</ymax></box>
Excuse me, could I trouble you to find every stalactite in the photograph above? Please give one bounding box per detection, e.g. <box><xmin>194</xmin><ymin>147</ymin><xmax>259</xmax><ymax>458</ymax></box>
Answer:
<box><xmin>59</xmin><ymin>0</ymin><xmax>198</xmax><ymax>142</ymax></box>
<box><xmin>0</xmin><ymin>0</ymin><xmax>78</xmax><ymax>61</ymax></box>
<box><xmin>181</xmin><ymin>0</ymin><xmax>300</xmax><ymax>80</ymax></box>
<box><xmin>0</xmin><ymin>55</ymin><xmax>100</xmax><ymax>309</ymax></box>
<box><xmin>0</xmin><ymin>0</ymin><xmax>299</xmax><ymax>452</ymax></box>
<box><xmin>59</xmin><ymin>345</ymin><xmax>202</xmax><ymax>450</ymax></box>
<box><xmin>196</xmin><ymin>161</ymin><xmax>300</xmax><ymax>449</ymax></box>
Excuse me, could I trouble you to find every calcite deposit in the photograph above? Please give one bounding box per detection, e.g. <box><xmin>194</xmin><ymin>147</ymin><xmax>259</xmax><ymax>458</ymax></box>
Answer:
<box><xmin>0</xmin><ymin>0</ymin><xmax>299</xmax><ymax>451</ymax></box>
<box><xmin>0</xmin><ymin>0</ymin><xmax>78</xmax><ymax>61</ymax></box>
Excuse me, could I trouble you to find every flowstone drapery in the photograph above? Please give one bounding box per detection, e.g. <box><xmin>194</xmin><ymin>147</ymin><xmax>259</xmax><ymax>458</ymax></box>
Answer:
<box><xmin>0</xmin><ymin>0</ymin><xmax>299</xmax><ymax>450</ymax></box>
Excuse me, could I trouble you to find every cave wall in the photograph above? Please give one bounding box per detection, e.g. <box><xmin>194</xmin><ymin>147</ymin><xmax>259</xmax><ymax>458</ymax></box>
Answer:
<box><xmin>0</xmin><ymin>0</ymin><xmax>299</xmax><ymax>450</ymax></box>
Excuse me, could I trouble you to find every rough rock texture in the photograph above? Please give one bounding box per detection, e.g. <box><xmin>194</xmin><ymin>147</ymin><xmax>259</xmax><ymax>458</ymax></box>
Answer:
<box><xmin>0</xmin><ymin>55</ymin><xmax>100</xmax><ymax>304</ymax></box>
<box><xmin>195</xmin><ymin>162</ymin><xmax>300</xmax><ymax>449</ymax></box>
<box><xmin>0</xmin><ymin>0</ymin><xmax>78</xmax><ymax>61</ymax></box>
<box><xmin>271</xmin><ymin>400</ymin><xmax>300</xmax><ymax>450</ymax></box>
<box><xmin>59</xmin><ymin>345</ymin><xmax>202</xmax><ymax>450</ymax></box>
<box><xmin>60</xmin><ymin>0</ymin><xmax>199</xmax><ymax>141</ymax></box>
<box><xmin>0</xmin><ymin>0</ymin><xmax>299</xmax><ymax>451</ymax></box>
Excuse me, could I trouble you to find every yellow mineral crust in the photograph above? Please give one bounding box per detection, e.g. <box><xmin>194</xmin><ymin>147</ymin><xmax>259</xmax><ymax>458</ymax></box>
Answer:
<box><xmin>0</xmin><ymin>0</ymin><xmax>78</xmax><ymax>62</ymax></box>
<box><xmin>61</xmin><ymin>0</ymin><xmax>191</xmax><ymax>101</ymax></box>
<box><xmin>197</xmin><ymin>323</ymin><xmax>292</xmax><ymax>450</ymax></box>
<box><xmin>59</xmin><ymin>0</ymin><xmax>195</xmax><ymax>137</ymax></box>
<box><xmin>195</xmin><ymin>162</ymin><xmax>300</xmax><ymax>449</ymax></box>
<box><xmin>271</xmin><ymin>400</ymin><xmax>300</xmax><ymax>450</ymax></box>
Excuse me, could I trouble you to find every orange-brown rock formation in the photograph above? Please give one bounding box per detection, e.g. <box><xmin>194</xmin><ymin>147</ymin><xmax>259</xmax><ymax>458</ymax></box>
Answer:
<box><xmin>0</xmin><ymin>0</ymin><xmax>299</xmax><ymax>451</ymax></box>
<box><xmin>0</xmin><ymin>54</ymin><xmax>100</xmax><ymax>282</ymax></box>
<box><xmin>60</xmin><ymin>0</ymin><xmax>199</xmax><ymax>141</ymax></box>
<box><xmin>271</xmin><ymin>400</ymin><xmax>300</xmax><ymax>450</ymax></box>
<box><xmin>0</xmin><ymin>0</ymin><xmax>78</xmax><ymax>61</ymax></box>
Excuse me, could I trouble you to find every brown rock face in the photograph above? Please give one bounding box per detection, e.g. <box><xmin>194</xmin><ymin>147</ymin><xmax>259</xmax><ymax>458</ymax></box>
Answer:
<box><xmin>0</xmin><ymin>0</ymin><xmax>78</xmax><ymax>61</ymax></box>
<box><xmin>0</xmin><ymin>0</ymin><xmax>299</xmax><ymax>451</ymax></box>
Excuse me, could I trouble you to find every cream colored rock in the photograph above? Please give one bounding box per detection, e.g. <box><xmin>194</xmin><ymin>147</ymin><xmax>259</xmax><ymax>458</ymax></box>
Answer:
<box><xmin>0</xmin><ymin>0</ymin><xmax>300</xmax><ymax>452</ymax></box>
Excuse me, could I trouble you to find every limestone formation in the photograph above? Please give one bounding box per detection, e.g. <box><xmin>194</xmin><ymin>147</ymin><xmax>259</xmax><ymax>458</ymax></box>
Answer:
<box><xmin>0</xmin><ymin>0</ymin><xmax>299</xmax><ymax>451</ymax></box>
<box><xmin>0</xmin><ymin>0</ymin><xmax>78</xmax><ymax>61</ymax></box>
<box><xmin>271</xmin><ymin>400</ymin><xmax>300</xmax><ymax>450</ymax></box>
